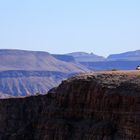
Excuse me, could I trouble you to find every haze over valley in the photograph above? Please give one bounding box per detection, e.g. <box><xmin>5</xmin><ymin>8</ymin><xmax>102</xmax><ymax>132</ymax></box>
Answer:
<box><xmin>0</xmin><ymin>49</ymin><xmax>88</xmax><ymax>97</ymax></box>
<box><xmin>0</xmin><ymin>49</ymin><xmax>139</xmax><ymax>97</ymax></box>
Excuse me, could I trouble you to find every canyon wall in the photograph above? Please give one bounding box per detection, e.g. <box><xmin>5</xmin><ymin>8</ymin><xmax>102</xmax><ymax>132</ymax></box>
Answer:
<box><xmin>0</xmin><ymin>71</ymin><xmax>140</xmax><ymax>140</ymax></box>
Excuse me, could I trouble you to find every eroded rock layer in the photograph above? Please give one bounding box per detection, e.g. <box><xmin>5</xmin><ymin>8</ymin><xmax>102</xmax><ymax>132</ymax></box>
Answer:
<box><xmin>0</xmin><ymin>71</ymin><xmax>140</xmax><ymax>140</ymax></box>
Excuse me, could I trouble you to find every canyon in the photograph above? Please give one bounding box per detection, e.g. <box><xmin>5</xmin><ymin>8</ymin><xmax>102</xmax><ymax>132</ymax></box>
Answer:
<box><xmin>0</xmin><ymin>49</ymin><xmax>140</xmax><ymax>96</ymax></box>
<box><xmin>0</xmin><ymin>49</ymin><xmax>88</xmax><ymax>96</ymax></box>
<box><xmin>0</xmin><ymin>71</ymin><xmax>139</xmax><ymax>139</ymax></box>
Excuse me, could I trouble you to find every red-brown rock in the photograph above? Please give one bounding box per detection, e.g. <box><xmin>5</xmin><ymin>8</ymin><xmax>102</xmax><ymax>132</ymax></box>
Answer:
<box><xmin>0</xmin><ymin>71</ymin><xmax>139</xmax><ymax>140</ymax></box>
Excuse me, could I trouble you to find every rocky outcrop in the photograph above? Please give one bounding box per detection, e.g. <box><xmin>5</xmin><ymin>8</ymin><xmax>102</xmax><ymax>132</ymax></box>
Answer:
<box><xmin>0</xmin><ymin>71</ymin><xmax>140</xmax><ymax>140</ymax></box>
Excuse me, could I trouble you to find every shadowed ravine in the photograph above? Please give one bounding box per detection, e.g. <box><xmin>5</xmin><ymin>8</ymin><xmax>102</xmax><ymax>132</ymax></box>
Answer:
<box><xmin>0</xmin><ymin>71</ymin><xmax>140</xmax><ymax>140</ymax></box>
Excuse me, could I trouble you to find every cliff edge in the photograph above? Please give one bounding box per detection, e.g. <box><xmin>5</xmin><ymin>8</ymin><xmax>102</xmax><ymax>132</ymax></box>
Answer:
<box><xmin>0</xmin><ymin>70</ymin><xmax>140</xmax><ymax>140</ymax></box>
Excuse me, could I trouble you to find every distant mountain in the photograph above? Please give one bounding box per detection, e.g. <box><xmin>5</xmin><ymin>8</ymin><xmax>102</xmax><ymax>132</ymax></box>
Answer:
<box><xmin>0</xmin><ymin>49</ymin><xmax>88</xmax><ymax>96</ymax></box>
<box><xmin>81</xmin><ymin>61</ymin><xmax>140</xmax><ymax>71</ymax></box>
<box><xmin>0</xmin><ymin>49</ymin><xmax>88</xmax><ymax>72</ymax></box>
<box><xmin>67</xmin><ymin>52</ymin><xmax>105</xmax><ymax>62</ymax></box>
<box><xmin>71</xmin><ymin>50</ymin><xmax>140</xmax><ymax>70</ymax></box>
<box><xmin>107</xmin><ymin>50</ymin><xmax>140</xmax><ymax>61</ymax></box>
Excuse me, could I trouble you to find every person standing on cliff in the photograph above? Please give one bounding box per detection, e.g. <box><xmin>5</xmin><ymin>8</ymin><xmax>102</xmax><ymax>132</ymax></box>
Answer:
<box><xmin>136</xmin><ymin>65</ymin><xmax>140</xmax><ymax>70</ymax></box>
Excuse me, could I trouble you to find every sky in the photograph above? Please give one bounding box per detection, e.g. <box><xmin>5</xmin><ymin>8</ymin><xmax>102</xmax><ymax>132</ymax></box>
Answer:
<box><xmin>0</xmin><ymin>0</ymin><xmax>140</xmax><ymax>56</ymax></box>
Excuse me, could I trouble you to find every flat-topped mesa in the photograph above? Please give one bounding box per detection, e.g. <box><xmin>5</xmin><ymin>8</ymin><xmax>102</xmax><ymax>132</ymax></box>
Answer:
<box><xmin>0</xmin><ymin>71</ymin><xmax>140</xmax><ymax>140</ymax></box>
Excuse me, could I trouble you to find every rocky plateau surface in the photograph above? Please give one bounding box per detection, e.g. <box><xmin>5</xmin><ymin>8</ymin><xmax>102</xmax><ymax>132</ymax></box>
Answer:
<box><xmin>0</xmin><ymin>71</ymin><xmax>140</xmax><ymax>140</ymax></box>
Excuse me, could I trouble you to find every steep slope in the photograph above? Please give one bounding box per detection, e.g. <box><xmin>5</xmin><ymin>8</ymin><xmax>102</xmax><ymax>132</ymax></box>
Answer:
<box><xmin>107</xmin><ymin>50</ymin><xmax>140</xmax><ymax>61</ymax></box>
<box><xmin>0</xmin><ymin>70</ymin><xmax>72</xmax><ymax>96</ymax></box>
<box><xmin>67</xmin><ymin>52</ymin><xmax>105</xmax><ymax>62</ymax></box>
<box><xmin>0</xmin><ymin>49</ymin><xmax>88</xmax><ymax>72</ymax></box>
<box><xmin>0</xmin><ymin>71</ymin><xmax>139</xmax><ymax>139</ymax></box>
<box><xmin>0</xmin><ymin>49</ymin><xmax>88</xmax><ymax>96</ymax></box>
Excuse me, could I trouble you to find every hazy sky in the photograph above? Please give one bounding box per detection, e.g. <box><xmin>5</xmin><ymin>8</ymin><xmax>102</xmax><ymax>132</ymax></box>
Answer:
<box><xmin>0</xmin><ymin>0</ymin><xmax>140</xmax><ymax>56</ymax></box>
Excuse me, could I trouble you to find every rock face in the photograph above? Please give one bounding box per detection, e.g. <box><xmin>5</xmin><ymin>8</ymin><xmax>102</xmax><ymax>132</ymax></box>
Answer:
<box><xmin>0</xmin><ymin>49</ymin><xmax>88</xmax><ymax>96</ymax></box>
<box><xmin>0</xmin><ymin>70</ymin><xmax>72</xmax><ymax>96</ymax></box>
<box><xmin>0</xmin><ymin>71</ymin><xmax>140</xmax><ymax>140</ymax></box>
